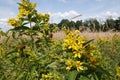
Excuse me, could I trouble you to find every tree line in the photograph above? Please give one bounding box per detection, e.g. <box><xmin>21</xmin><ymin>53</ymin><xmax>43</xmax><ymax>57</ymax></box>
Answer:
<box><xmin>51</xmin><ymin>17</ymin><xmax>120</xmax><ymax>32</ymax></box>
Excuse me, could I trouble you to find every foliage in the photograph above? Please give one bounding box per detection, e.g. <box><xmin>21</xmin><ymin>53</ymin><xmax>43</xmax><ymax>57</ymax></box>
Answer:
<box><xmin>57</xmin><ymin>17</ymin><xmax>120</xmax><ymax>32</ymax></box>
<box><xmin>97</xmin><ymin>34</ymin><xmax>120</xmax><ymax>80</ymax></box>
<box><xmin>0</xmin><ymin>0</ymin><xmax>120</xmax><ymax>80</ymax></box>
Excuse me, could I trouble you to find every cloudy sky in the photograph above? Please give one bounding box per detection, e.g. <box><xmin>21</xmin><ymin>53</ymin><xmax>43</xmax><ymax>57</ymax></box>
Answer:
<box><xmin>0</xmin><ymin>0</ymin><xmax>120</xmax><ymax>31</ymax></box>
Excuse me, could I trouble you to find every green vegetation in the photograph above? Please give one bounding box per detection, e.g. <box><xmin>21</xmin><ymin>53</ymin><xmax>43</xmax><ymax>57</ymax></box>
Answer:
<box><xmin>57</xmin><ymin>17</ymin><xmax>120</xmax><ymax>32</ymax></box>
<box><xmin>0</xmin><ymin>0</ymin><xmax>120</xmax><ymax>80</ymax></box>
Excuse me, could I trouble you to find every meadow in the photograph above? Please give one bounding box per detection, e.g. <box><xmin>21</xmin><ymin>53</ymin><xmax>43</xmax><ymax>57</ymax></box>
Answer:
<box><xmin>0</xmin><ymin>0</ymin><xmax>120</xmax><ymax>80</ymax></box>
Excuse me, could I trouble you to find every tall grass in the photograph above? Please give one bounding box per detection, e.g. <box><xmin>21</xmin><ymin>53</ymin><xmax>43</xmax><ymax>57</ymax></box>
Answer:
<box><xmin>53</xmin><ymin>30</ymin><xmax>120</xmax><ymax>40</ymax></box>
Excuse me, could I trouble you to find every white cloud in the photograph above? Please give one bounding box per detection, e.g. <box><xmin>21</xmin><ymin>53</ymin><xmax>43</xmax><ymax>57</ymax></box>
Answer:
<box><xmin>0</xmin><ymin>18</ymin><xmax>9</xmax><ymax>28</ymax></box>
<box><xmin>50</xmin><ymin>10</ymin><xmax>80</xmax><ymax>19</ymax></box>
<box><xmin>0</xmin><ymin>18</ymin><xmax>8</xmax><ymax>22</ymax></box>
<box><xmin>48</xmin><ymin>10</ymin><xmax>83</xmax><ymax>23</ymax></box>
<box><xmin>81</xmin><ymin>11</ymin><xmax>120</xmax><ymax>21</ymax></box>
<box><xmin>94</xmin><ymin>11</ymin><xmax>120</xmax><ymax>20</ymax></box>
<box><xmin>0</xmin><ymin>10</ymin><xmax>16</xmax><ymax>31</ymax></box>
<box><xmin>0</xmin><ymin>19</ymin><xmax>10</xmax><ymax>31</ymax></box>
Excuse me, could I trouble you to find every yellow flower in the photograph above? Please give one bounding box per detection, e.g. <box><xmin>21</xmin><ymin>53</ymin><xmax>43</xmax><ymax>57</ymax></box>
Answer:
<box><xmin>30</xmin><ymin>3</ymin><xmax>36</xmax><ymax>8</ymax></box>
<box><xmin>89</xmin><ymin>44</ymin><xmax>96</xmax><ymax>56</ymax></box>
<box><xmin>116</xmin><ymin>66</ymin><xmax>120</xmax><ymax>76</ymax></box>
<box><xmin>89</xmin><ymin>57</ymin><xmax>100</xmax><ymax>67</ymax></box>
<box><xmin>74</xmin><ymin>30</ymin><xmax>80</xmax><ymax>35</ymax></box>
<box><xmin>104</xmin><ymin>37</ymin><xmax>110</xmax><ymax>43</ymax></box>
<box><xmin>38</xmin><ymin>13</ymin><xmax>43</xmax><ymax>17</ymax></box>
<box><xmin>0</xmin><ymin>47</ymin><xmax>6</xmax><ymax>56</ymax></box>
<box><xmin>41</xmin><ymin>73</ymin><xmax>61</xmax><ymax>80</ymax></box>
<box><xmin>66</xmin><ymin>59</ymin><xmax>73</xmax><ymax>71</ymax></box>
<box><xmin>43</xmin><ymin>14</ymin><xmax>50</xmax><ymax>22</ymax></box>
<box><xmin>73</xmin><ymin>51</ymin><xmax>81</xmax><ymax>58</ymax></box>
<box><xmin>17</xmin><ymin>13</ymin><xmax>23</xmax><ymax>19</ymax></box>
<box><xmin>19</xmin><ymin>9</ymin><xmax>30</xmax><ymax>16</ymax></box>
<box><xmin>21</xmin><ymin>1</ymin><xmax>28</xmax><ymax>7</ymax></box>
<box><xmin>8</xmin><ymin>18</ymin><xmax>20</xmax><ymax>27</ymax></box>
<box><xmin>44</xmin><ymin>23</ymin><xmax>50</xmax><ymax>30</ymax></box>
<box><xmin>42</xmin><ymin>74</ymin><xmax>49</xmax><ymax>79</ymax></box>
<box><xmin>75</xmin><ymin>61</ymin><xmax>85</xmax><ymax>71</ymax></box>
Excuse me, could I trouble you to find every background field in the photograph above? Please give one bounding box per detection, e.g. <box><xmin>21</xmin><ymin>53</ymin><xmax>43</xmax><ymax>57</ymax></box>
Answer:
<box><xmin>53</xmin><ymin>31</ymin><xmax>120</xmax><ymax>40</ymax></box>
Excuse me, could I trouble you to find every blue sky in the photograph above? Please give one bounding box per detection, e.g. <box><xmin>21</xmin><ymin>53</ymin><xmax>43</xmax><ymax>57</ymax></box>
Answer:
<box><xmin>0</xmin><ymin>0</ymin><xmax>120</xmax><ymax>31</ymax></box>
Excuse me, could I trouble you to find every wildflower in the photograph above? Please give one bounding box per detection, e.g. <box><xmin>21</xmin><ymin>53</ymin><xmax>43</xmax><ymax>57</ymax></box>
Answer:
<box><xmin>89</xmin><ymin>57</ymin><xmax>100</xmax><ymax>67</ymax></box>
<box><xmin>42</xmin><ymin>74</ymin><xmax>50</xmax><ymax>79</ymax></box>
<box><xmin>73</xmin><ymin>51</ymin><xmax>81</xmax><ymax>58</ymax></box>
<box><xmin>17</xmin><ymin>13</ymin><xmax>23</xmax><ymax>19</ymax></box>
<box><xmin>41</xmin><ymin>73</ymin><xmax>61</xmax><ymax>80</ymax></box>
<box><xmin>89</xmin><ymin>44</ymin><xmax>96</xmax><ymax>56</ymax></box>
<box><xmin>19</xmin><ymin>45</ymin><xmax>26</xmax><ymax>51</ymax></box>
<box><xmin>66</xmin><ymin>59</ymin><xmax>73</xmax><ymax>71</ymax></box>
<box><xmin>30</xmin><ymin>3</ymin><xmax>36</xmax><ymax>8</ymax></box>
<box><xmin>74</xmin><ymin>30</ymin><xmax>80</xmax><ymax>35</ymax></box>
<box><xmin>0</xmin><ymin>47</ymin><xmax>6</xmax><ymax>56</ymax></box>
<box><xmin>44</xmin><ymin>23</ymin><xmax>50</xmax><ymax>30</ymax></box>
<box><xmin>38</xmin><ymin>13</ymin><xmax>43</xmax><ymax>18</ymax></box>
<box><xmin>104</xmin><ymin>37</ymin><xmax>110</xmax><ymax>43</ymax></box>
<box><xmin>49</xmin><ymin>53</ymin><xmax>55</xmax><ymax>58</ymax></box>
<box><xmin>116</xmin><ymin>66</ymin><xmax>120</xmax><ymax>76</ymax></box>
<box><xmin>43</xmin><ymin>14</ymin><xmax>50</xmax><ymax>22</ymax></box>
<box><xmin>21</xmin><ymin>0</ymin><xmax>28</xmax><ymax>7</ymax></box>
<box><xmin>8</xmin><ymin>18</ymin><xmax>20</xmax><ymax>27</ymax></box>
<box><xmin>19</xmin><ymin>8</ymin><xmax>30</xmax><ymax>16</ymax></box>
<box><xmin>49</xmin><ymin>33</ymin><xmax>53</xmax><ymax>38</ymax></box>
<box><xmin>75</xmin><ymin>61</ymin><xmax>85</xmax><ymax>71</ymax></box>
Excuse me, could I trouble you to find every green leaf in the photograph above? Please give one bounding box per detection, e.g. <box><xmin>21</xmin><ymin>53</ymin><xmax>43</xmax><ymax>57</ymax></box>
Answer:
<box><xmin>31</xmin><ymin>66</ymin><xmax>37</xmax><ymax>74</ymax></box>
<box><xmin>0</xmin><ymin>30</ymin><xmax>7</xmax><ymax>36</ymax></box>
<box><xmin>46</xmin><ymin>62</ymin><xmax>58</xmax><ymax>68</ymax></box>
<box><xmin>10</xmin><ymin>26</ymin><xmax>30</xmax><ymax>31</ymax></box>
<box><xmin>79</xmin><ymin>76</ymin><xmax>90</xmax><ymax>80</ymax></box>
<box><xmin>4</xmin><ymin>48</ymin><xmax>18</xmax><ymax>58</ymax></box>
<box><xmin>17</xmin><ymin>71</ymin><xmax>25</xmax><ymax>80</ymax></box>
<box><xmin>35</xmin><ymin>38</ymin><xmax>42</xmax><ymax>44</ymax></box>
<box><xmin>5</xmin><ymin>36</ymin><xmax>10</xmax><ymax>44</ymax></box>
<box><xmin>95</xmin><ymin>66</ymin><xmax>113</xmax><ymax>79</ymax></box>
<box><xmin>17</xmin><ymin>3</ymin><xmax>30</xmax><ymax>10</ymax></box>
<box><xmin>12</xmin><ymin>31</ymin><xmax>16</xmax><ymax>39</ymax></box>
<box><xmin>68</xmin><ymin>70</ymin><xmax>78</xmax><ymax>80</ymax></box>
<box><xmin>83</xmin><ymin>39</ymin><xmax>94</xmax><ymax>46</ymax></box>
<box><xmin>23</xmin><ymin>22</ymin><xmax>29</xmax><ymax>25</ymax></box>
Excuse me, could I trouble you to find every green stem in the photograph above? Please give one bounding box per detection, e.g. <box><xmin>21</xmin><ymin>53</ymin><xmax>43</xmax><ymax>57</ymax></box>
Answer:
<box><xmin>29</xmin><ymin>20</ymin><xmax>34</xmax><ymax>50</ymax></box>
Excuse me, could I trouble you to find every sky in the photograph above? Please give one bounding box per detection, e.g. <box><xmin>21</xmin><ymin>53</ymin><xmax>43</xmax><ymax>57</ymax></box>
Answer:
<box><xmin>0</xmin><ymin>0</ymin><xmax>120</xmax><ymax>31</ymax></box>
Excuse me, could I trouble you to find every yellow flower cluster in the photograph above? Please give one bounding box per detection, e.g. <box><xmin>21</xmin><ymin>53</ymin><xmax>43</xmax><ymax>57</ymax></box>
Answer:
<box><xmin>37</xmin><ymin>13</ymin><xmax>50</xmax><ymax>23</ymax></box>
<box><xmin>43</xmin><ymin>14</ymin><xmax>50</xmax><ymax>23</ymax></box>
<box><xmin>63</xmin><ymin>30</ymin><xmax>101</xmax><ymax>71</ymax></box>
<box><xmin>0</xmin><ymin>46</ymin><xmax>6</xmax><ymax>56</ymax></box>
<box><xmin>17</xmin><ymin>9</ymin><xmax>30</xmax><ymax>19</ymax></box>
<box><xmin>41</xmin><ymin>73</ymin><xmax>61</xmax><ymax>80</ymax></box>
<box><xmin>116</xmin><ymin>66</ymin><xmax>120</xmax><ymax>76</ymax></box>
<box><xmin>21</xmin><ymin>0</ymin><xmax>36</xmax><ymax>9</ymax></box>
<box><xmin>65</xmin><ymin>59</ymin><xmax>87</xmax><ymax>71</ymax></box>
<box><xmin>62</xmin><ymin>30</ymin><xmax>86</xmax><ymax>58</ymax></box>
<box><xmin>17</xmin><ymin>0</ymin><xmax>36</xmax><ymax>19</ymax></box>
<box><xmin>65</xmin><ymin>59</ymin><xmax>73</xmax><ymax>71</ymax></box>
<box><xmin>44</xmin><ymin>23</ymin><xmax>50</xmax><ymax>30</ymax></box>
<box><xmin>87</xmin><ymin>44</ymin><xmax>96</xmax><ymax>56</ymax></box>
<box><xmin>8</xmin><ymin>18</ymin><xmax>20</xmax><ymax>27</ymax></box>
<box><xmin>75</xmin><ymin>61</ymin><xmax>87</xmax><ymax>71</ymax></box>
<box><xmin>97</xmin><ymin>36</ymin><xmax>111</xmax><ymax>44</ymax></box>
<box><xmin>89</xmin><ymin>57</ymin><xmax>100</xmax><ymax>67</ymax></box>
<box><xmin>113</xmin><ymin>34</ymin><xmax>120</xmax><ymax>42</ymax></box>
